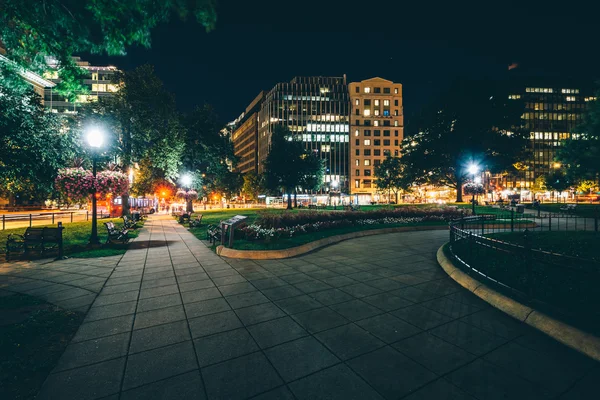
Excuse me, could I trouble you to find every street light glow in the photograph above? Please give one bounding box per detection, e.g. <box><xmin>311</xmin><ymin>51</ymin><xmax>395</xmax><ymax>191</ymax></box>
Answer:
<box><xmin>468</xmin><ymin>163</ymin><xmax>479</xmax><ymax>175</ymax></box>
<box><xmin>86</xmin><ymin>127</ymin><xmax>104</xmax><ymax>148</ymax></box>
<box><xmin>181</xmin><ymin>174</ymin><xmax>192</xmax><ymax>187</ymax></box>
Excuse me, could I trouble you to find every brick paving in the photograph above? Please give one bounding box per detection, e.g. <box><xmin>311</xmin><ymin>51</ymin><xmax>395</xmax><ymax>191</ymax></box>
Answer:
<box><xmin>4</xmin><ymin>215</ymin><xmax>598</xmax><ymax>399</ymax></box>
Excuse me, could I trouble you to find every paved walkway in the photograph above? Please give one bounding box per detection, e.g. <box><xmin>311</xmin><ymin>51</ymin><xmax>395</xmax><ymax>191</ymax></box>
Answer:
<box><xmin>3</xmin><ymin>215</ymin><xmax>598</xmax><ymax>399</ymax></box>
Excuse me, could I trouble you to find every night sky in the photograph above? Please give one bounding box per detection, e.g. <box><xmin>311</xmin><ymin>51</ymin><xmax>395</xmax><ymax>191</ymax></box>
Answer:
<box><xmin>84</xmin><ymin>1</ymin><xmax>599</xmax><ymax>124</ymax></box>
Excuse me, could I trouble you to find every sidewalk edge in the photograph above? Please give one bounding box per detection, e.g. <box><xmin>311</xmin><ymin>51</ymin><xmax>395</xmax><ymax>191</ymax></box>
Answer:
<box><xmin>437</xmin><ymin>244</ymin><xmax>600</xmax><ymax>362</ymax></box>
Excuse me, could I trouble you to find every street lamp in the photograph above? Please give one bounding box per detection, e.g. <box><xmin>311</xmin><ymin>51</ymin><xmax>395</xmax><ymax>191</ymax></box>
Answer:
<box><xmin>468</xmin><ymin>163</ymin><xmax>480</xmax><ymax>215</ymax></box>
<box><xmin>181</xmin><ymin>174</ymin><xmax>193</xmax><ymax>213</ymax></box>
<box><xmin>86</xmin><ymin>127</ymin><xmax>104</xmax><ymax>245</ymax></box>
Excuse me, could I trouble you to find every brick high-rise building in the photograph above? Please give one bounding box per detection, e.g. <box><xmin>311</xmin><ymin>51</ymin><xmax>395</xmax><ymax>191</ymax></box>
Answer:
<box><xmin>349</xmin><ymin>78</ymin><xmax>403</xmax><ymax>203</ymax></box>
<box><xmin>231</xmin><ymin>92</ymin><xmax>264</xmax><ymax>174</ymax></box>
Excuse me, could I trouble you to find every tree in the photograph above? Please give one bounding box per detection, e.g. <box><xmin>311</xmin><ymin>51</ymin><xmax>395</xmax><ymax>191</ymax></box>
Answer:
<box><xmin>0</xmin><ymin>0</ymin><xmax>216</xmax><ymax>98</ymax></box>
<box><xmin>545</xmin><ymin>170</ymin><xmax>571</xmax><ymax>200</ymax></box>
<box><xmin>296</xmin><ymin>151</ymin><xmax>325</xmax><ymax>207</ymax></box>
<box><xmin>576</xmin><ymin>180</ymin><xmax>596</xmax><ymax>195</ymax></box>
<box><xmin>530</xmin><ymin>175</ymin><xmax>547</xmax><ymax>200</ymax></box>
<box><xmin>557</xmin><ymin>90</ymin><xmax>600</xmax><ymax>183</ymax></box>
<box><xmin>264</xmin><ymin>126</ymin><xmax>305</xmax><ymax>209</ymax></box>
<box><xmin>0</xmin><ymin>84</ymin><xmax>80</xmax><ymax>204</ymax></box>
<box><xmin>463</xmin><ymin>183</ymin><xmax>485</xmax><ymax>205</ymax></box>
<box><xmin>401</xmin><ymin>80</ymin><xmax>527</xmax><ymax>202</ymax></box>
<box><xmin>241</xmin><ymin>172</ymin><xmax>265</xmax><ymax>202</ymax></box>
<box><xmin>374</xmin><ymin>156</ymin><xmax>412</xmax><ymax>204</ymax></box>
<box><xmin>91</xmin><ymin>65</ymin><xmax>184</xmax><ymax>215</ymax></box>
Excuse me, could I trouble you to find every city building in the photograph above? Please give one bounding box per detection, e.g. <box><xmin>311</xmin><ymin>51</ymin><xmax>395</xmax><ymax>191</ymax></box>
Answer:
<box><xmin>349</xmin><ymin>77</ymin><xmax>404</xmax><ymax>204</ymax></box>
<box><xmin>257</xmin><ymin>76</ymin><xmax>350</xmax><ymax>194</ymax></box>
<box><xmin>42</xmin><ymin>56</ymin><xmax>120</xmax><ymax>114</ymax></box>
<box><xmin>230</xmin><ymin>92</ymin><xmax>264</xmax><ymax>174</ymax></box>
<box><xmin>486</xmin><ymin>74</ymin><xmax>595</xmax><ymax>199</ymax></box>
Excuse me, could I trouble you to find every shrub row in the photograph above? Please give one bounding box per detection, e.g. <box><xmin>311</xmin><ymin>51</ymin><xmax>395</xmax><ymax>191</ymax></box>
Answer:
<box><xmin>254</xmin><ymin>207</ymin><xmax>467</xmax><ymax>229</ymax></box>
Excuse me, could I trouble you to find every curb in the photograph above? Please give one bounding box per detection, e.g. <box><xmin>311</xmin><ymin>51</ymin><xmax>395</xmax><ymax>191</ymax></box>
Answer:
<box><xmin>216</xmin><ymin>225</ymin><xmax>448</xmax><ymax>259</ymax></box>
<box><xmin>436</xmin><ymin>244</ymin><xmax>600</xmax><ymax>362</ymax></box>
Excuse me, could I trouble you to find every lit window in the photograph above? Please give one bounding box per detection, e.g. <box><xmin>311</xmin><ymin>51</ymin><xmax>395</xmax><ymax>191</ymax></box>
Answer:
<box><xmin>355</xmin><ymin>130</ymin><xmax>359</xmax><ymax>136</ymax></box>
<box><xmin>321</xmin><ymin>145</ymin><xmax>331</xmax><ymax>152</ymax></box>
<box><xmin>107</xmin><ymin>84</ymin><xmax>119</xmax><ymax>92</ymax></box>
<box><xmin>363</xmin><ymin>109</ymin><xmax>371</xmax><ymax>116</ymax></box>
<box><xmin>355</xmin><ymin>180</ymin><xmax>360</xmax><ymax>188</ymax></box>
<box><xmin>394</xmin><ymin>88</ymin><xmax>398</xmax><ymax>94</ymax></box>
<box><xmin>374</xmin><ymin>100</ymin><xmax>380</xmax><ymax>106</ymax></box>
<box><xmin>374</xmin><ymin>121</ymin><xmax>379</xmax><ymax>126</ymax></box>
<box><xmin>508</xmin><ymin>94</ymin><xmax>521</xmax><ymax>100</ymax></box>
<box><xmin>364</xmin><ymin>87</ymin><xmax>371</xmax><ymax>93</ymax></box>
<box><xmin>566</xmin><ymin>96</ymin><xmax>576</xmax><ymax>101</ymax></box>
<box><xmin>374</xmin><ymin>110</ymin><xmax>380</xmax><ymax>116</ymax></box>
<box><xmin>364</xmin><ymin>159</ymin><xmax>371</xmax><ymax>166</ymax></box>
<box><xmin>585</xmin><ymin>97</ymin><xmax>597</xmax><ymax>102</ymax></box>
<box><xmin>364</xmin><ymin>139</ymin><xmax>371</xmax><ymax>146</ymax></box>
<box><xmin>355</xmin><ymin>99</ymin><xmax>359</xmax><ymax>105</ymax></box>
<box><xmin>394</xmin><ymin>121</ymin><xmax>399</xmax><ymax>127</ymax></box>
<box><xmin>355</xmin><ymin>159</ymin><xmax>360</xmax><ymax>166</ymax></box>
<box><xmin>383</xmin><ymin>100</ymin><xmax>390</xmax><ymax>106</ymax></box>
<box><xmin>394</xmin><ymin>110</ymin><xmax>398</xmax><ymax>116</ymax></box>
<box><xmin>91</xmin><ymin>72</ymin><xmax>99</xmax><ymax>80</ymax></box>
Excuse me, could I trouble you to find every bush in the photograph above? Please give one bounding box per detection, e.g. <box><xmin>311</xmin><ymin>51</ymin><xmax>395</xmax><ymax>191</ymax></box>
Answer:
<box><xmin>254</xmin><ymin>207</ymin><xmax>465</xmax><ymax>229</ymax></box>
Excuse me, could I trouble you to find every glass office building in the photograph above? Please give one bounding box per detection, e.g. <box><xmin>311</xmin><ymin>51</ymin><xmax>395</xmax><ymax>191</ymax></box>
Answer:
<box><xmin>257</xmin><ymin>76</ymin><xmax>350</xmax><ymax>193</ymax></box>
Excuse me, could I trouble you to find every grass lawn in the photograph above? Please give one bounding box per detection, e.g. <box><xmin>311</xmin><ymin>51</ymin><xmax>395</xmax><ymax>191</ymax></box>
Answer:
<box><xmin>0</xmin><ymin>218</ymin><xmax>144</xmax><ymax>259</ymax></box>
<box><xmin>184</xmin><ymin>208</ymin><xmax>449</xmax><ymax>250</ymax></box>
<box><xmin>0</xmin><ymin>292</ymin><xmax>84</xmax><ymax>400</ymax></box>
<box><xmin>450</xmin><ymin>231</ymin><xmax>600</xmax><ymax>334</ymax></box>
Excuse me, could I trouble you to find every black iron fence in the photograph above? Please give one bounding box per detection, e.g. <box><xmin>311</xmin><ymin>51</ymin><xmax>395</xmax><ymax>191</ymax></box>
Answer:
<box><xmin>448</xmin><ymin>214</ymin><xmax>600</xmax><ymax>333</ymax></box>
<box><xmin>1</xmin><ymin>211</ymin><xmax>106</xmax><ymax>230</ymax></box>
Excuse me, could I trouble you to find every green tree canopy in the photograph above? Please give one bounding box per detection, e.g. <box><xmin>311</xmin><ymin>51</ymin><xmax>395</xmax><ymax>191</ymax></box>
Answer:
<box><xmin>0</xmin><ymin>84</ymin><xmax>79</xmax><ymax>204</ymax></box>
<box><xmin>545</xmin><ymin>170</ymin><xmax>571</xmax><ymax>194</ymax></box>
<box><xmin>0</xmin><ymin>0</ymin><xmax>217</xmax><ymax>97</ymax></box>
<box><xmin>89</xmin><ymin>64</ymin><xmax>184</xmax><ymax>214</ymax></box>
<box><xmin>374</xmin><ymin>156</ymin><xmax>412</xmax><ymax>203</ymax></box>
<box><xmin>241</xmin><ymin>172</ymin><xmax>265</xmax><ymax>201</ymax></box>
<box><xmin>402</xmin><ymin>79</ymin><xmax>527</xmax><ymax>202</ymax></box>
<box><xmin>264</xmin><ymin>126</ymin><xmax>306</xmax><ymax>209</ymax></box>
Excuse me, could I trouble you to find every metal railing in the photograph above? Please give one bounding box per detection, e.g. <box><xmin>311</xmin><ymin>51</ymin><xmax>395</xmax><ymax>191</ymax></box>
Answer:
<box><xmin>448</xmin><ymin>214</ymin><xmax>600</xmax><ymax>331</ymax></box>
<box><xmin>1</xmin><ymin>211</ymin><xmax>106</xmax><ymax>230</ymax></box>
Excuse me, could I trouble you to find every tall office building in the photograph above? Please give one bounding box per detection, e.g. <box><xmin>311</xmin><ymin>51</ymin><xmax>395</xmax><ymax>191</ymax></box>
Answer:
<box><xmin>497</xmin><ymin>76</ymin><xmax>595</xmax><ymax>190</ymax></box>
<box><xmin>257</xmin><ymin>76</ymin><xmax>350</xmax><ymax>193</ymax></box>
<box><xmin>231</xmin><ymin>92</ymin><xmax>264</xmax><ymax>174</ymax></box>
<box><xmin>349</xmin><ymin>78</ymin><xmax>403</xmax><ymax>203</ymax></box>
<box><xmin>43</xmin><ymin>56</ymin><xmax>120</xmax><ymax>114</ymax></box>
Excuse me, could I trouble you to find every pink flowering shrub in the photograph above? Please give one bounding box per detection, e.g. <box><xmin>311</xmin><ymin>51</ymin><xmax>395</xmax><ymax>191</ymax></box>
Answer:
<box><xmin>96</xmin><ymin>171</ymin><xmax>129</xmax><ymax>197</ymax></box>
<box><xmin>176</xmin><ymin>189</ymin><xmax>198</xmax><ymax>200</ymax></box>
<box><xmin>55</xmin><ymin>168</ymin><xmax>95</xmax><ymax>204</ymax></box>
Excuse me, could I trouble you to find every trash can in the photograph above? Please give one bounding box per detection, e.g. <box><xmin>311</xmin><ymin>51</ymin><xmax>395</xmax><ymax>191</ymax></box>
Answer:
<box><xmin>516</xmin><ymin>204</ymin><xmax>525</xmax><ymax>214</ymax></box>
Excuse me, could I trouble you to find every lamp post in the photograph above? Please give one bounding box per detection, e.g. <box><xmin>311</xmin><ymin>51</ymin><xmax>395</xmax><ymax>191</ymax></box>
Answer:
<box><xmin>468</xmin><ymin>163</ymin><xmax>480</xmax><ymax>215</ymax></box>
<box><xmin>181</xmin><ymin>174</ymin><xmax>193</xmax><ymax>213</ymax></box>
<box><xmin>86</xmin><ymin>127</ymin><xmax>104</xmax><ymax>245</ymax></box>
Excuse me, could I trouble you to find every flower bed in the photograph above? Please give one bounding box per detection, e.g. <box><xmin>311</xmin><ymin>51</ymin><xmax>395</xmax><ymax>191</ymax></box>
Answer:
<box><xmin>238</xmin><ymin>207</ymin><xmax>466</xmax><ymax>242</ymax></box>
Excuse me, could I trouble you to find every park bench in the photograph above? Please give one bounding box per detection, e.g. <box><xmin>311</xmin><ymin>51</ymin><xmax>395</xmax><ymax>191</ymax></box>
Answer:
<box><xmin>122</xmin><ymin>215</ymin><xmax>139</xmax><ymax>230</ymax></box>
<box><xmin>559</xmin><ymin>204</ymin><xmax>577</xmax><ymax>213</ymax></box>
<box><xmin>206</xmin><ymin>224</ymin><xmax>222</xmax><ymax>244</ymax></box>
<box><xmin>188</xmin><ymin>214</ymin><xmax>203</xmax><ymax>228</ymax></box>
<box><xmin>6</xmin><ymin>226</ymin><xmax>64</xmax><ymax>260</ymax></box>
<box><xmin>104</xmin><ymin>222</ymin><xmax>130</xmax><ymax>244</ymax></box>
<box><xmin>178</xmin><ymin>212</ymin><xmax>191</xmax><ymax>224</ymax></box>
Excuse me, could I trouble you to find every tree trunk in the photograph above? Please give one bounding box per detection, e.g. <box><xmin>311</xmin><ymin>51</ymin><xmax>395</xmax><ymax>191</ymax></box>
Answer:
<box><xmin>286</xmin><ymin>189</ymin><xmax>292</xmax><ymax>210</ymax></box>
<box><xmin>455</xmin><ymin>176</ymin><xmax>463</xmax><ymax>202</ymax></box>
<box><xmin>293</xmin><ymin>190</ymin><xmax>297</xmax><ymax>208</ymax></box>
<box><xmin>395</xmin><ymin>191</ymin><xmax>398</xmax><ymax>204</ymax></box>
<box><xmin>186</xmin><ymin>199</ymin><xmax>194</xmax><ymax>213</ymax></box>
<box><xmin>121</xmin><ymin>125</ymin><xmax>132</xmax><ymax>216</ymax></box>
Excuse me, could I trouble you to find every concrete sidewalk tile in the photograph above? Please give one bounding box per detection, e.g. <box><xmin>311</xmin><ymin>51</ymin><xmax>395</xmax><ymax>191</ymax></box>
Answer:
<box><xmin>139</xmin><ymin>284</ymin><xmax>179</xmax><ymax>300</ymax></box>
<box><xmin>292</xmin><ymin>307</ymin><xmax>349</xmax><ymax>334</ymax></box>
<box><xmin>122</xmin><ymin>341</ymin><xmax>197</xmax><ymax>390</ymax></box>
<box><xmin>339</xmin><ymin>283</ymin><xmax>382</xmax><ymax>298</ymax></box>
<box><xmin>275</xmin><ymin>294</ymin><xmax>323</xmax><ymax>314</ymax></box>
<box><xmin>392</xmin><ymin>304</ymin><xmax>454</xmax><ymax>330</ymax></box>
<box><xmin>235</xmin><ymin>302</ymin><xmax>286</xmax><ymax>326</ymax></box>
<box><xmin>316</xmin><ymin>323</ymin><xmax>385</xmax><ymax>360</ymax></box>
<box><xmin>249</xmin><ymin>386</ymin><xmax>295</xmax><ymax>400</ymax></box>
<box><xmin>226</xmin><ymin>291</ymin><xmax>269</xmax><ymax>309</ymax></box>
<box><xmin>140</xmin><ymin>277</ymin><xmax>177</xmax><ymax>290</ymax></box>
<box><xmin>402</xmin><ymin>378</ymin><xmax>476</xmax><ymax>400</ymax></box>
<box><xmin>133</xmin><ymin>305</ymin><xmax>186</xmax><ymax>330</ymax></box>
<box><xmin>289</xmin><ymin>364</ymin><xmax>385</xmax><ymax>400</ymax></box>
<box><xmin>120</xmin><ymin>370</ymin><xmax>206</xmax><ymax>400</ymax></box>
<box><xmin>429</xmin><ymin>320</ymin><xmax>509</xmax><ymax>356</ymax></box>
<box><xmin>264</xmin><ymin>336</ymin><xmax>339</xmax><ymax>382</ymax></box>
<box><xmin>136</xmin><ymin>293</ymin><xmax>182</xmax><ymax>313</ymax></box>
<box><xmin>181</xmin><ymin>287</ymin><xmax>222</xmax><ymax>304</ymax></box>
<box><xmin>178</xmin><ymin>279</ymin><xmax>215</xmax><ymax>292</ymax></box>
<box><xmin>185</xmin><ymin>297</ymin><xmax>231</xmax><ymax>318</ymax></box>
<box><xmin>93</xmin><ymin>290</ymin><xmax>140</xmax><ymax>307</ymax></box>
<box><xmin>218</xmin><ymin>282</ymin><xmax>257</xmax><ymax>296</ymax></box>
<box><xmin>356</xmin><ymin>313</ymin><xmax>422</xmax><ymax>344</ymax></box>
<box><xmin>72</xmin><ymin>314</ymin><xmax>134</xmax><ymax>342</ymax></box>
<box><xmin>247</xmin><ymin>317</ymin><xmax>308</xmax><ymax>349</ymax></box>
<box><xmin>362</xmin><ymin>293</ymin><xmax>413</xmax><ymax>312</ymax></box>
<box><xmin>129</xmin><ymin>320</ymin><xmax>191</xmax><ymax>354</ymax></box>
<box><xmin>188</xmin><ymin>310</ymin><xmax>243</xmax><ymax>338</ymax></box>
<box><xmin>393</xmin><ymin>332</ymin><xmax>475</xmax><ymax>375</ymax></box>
<box><xmin>310</xmin><ymin>289</ymin><xmax>354</xmax><ymax>306</ymax></box>
<box><xmin>202</xmin><ymin>352</ymin><xmax>282</xmax><ymax>400</ymax></box>
<box><xmin>194</xmin><ymin>328</ymin><xmax>259</xmax><ymax>367</ymax></box>
<box><xmin>330</xmin><ymin>299</ymin><xmax>383</xmax><ymax>322</ymax></box>
<box><xmin>37</xmin><ymin>357</ymin><xmax>125</xmax><ymax>400</ymax></box>
<box><xmin>347</xmin><ymin>346</ymin><xmax>437</xmax><ymax>399</ymax></box>
<box><xmin>54</xmin><ymin>332</ymin><xmax>130</xmax><ymax>372</ymax></box>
